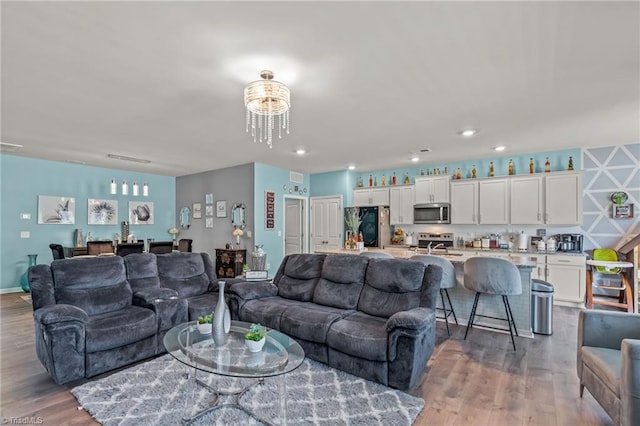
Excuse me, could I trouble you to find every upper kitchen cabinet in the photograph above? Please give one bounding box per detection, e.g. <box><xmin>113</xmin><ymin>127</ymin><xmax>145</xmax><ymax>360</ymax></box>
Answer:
<box><xmin>389</xmin><ymin>185</ymin><xmax>414</xmax><ymax>225</ymax></box>
<box><xmin>450</xmin><ymin>180</ymin><xmax>478</xmax><ymax>224</ymax></box>
<box><xmin>510</xmin><ymin>176</ymin><xmax>544</xmax><ymax>225</ymax></box>
<box><xmin>478</xmin><ymin>178</ymin><xmax>509</xmax><ymax>224</ymax></box>
<box><xmin>352</xmin><ymin>187</ymin><xmax>389</xmax><ymax>207</ymax></box>
<box><xmin>414</xmin><ymin>176</ymin><xmax>450</xmax><ymax>204</ymax></box>
<box><xmin>545</xmin><ymin>171</ymin><xmax>583</xmax><ymax>225</ymax></box>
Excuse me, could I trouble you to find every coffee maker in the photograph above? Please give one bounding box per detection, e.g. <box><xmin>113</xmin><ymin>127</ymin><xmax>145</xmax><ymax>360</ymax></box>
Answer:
<box><xmin>555</xmin><ymin>234</ymin><xmax>583</xmax><ymax>253</ymax></box>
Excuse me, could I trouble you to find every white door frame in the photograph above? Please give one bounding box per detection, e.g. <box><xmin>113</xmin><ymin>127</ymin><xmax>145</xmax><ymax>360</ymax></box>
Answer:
<box><xmin>282</xmin><ymin>194</ymin><xmax>308</xmax><ymax>256</ymax></box>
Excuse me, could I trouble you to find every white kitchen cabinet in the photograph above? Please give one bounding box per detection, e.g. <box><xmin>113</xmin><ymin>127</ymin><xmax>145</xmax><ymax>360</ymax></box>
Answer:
<box><xmin>389</xmin><ymin>186</ymin><xmax>414</xmax><ymax>225</ymax></box>
<box><xmin>545</xmin><ymin>171</ymin><xmax>583</xmax><ymax>225</ymax></box>
<box><xmin>478</xmin><ymin>178</ymin><xmax>509</xmax><ymax>224</ymax></box>
<box><xmin>352</xmin><ymin>187</ymin><xmax>389</xmax><ymax>206</ymax></box>
<box><xmin>542</xmin><ymin>254</ymin><xmax>586</xmax><ymax>304</ymax></box>
<box><xmin>414</xmin><ymin>176</ymin><xmax>450</xmax><ymax>204</ymax></box>
<box><xmin>510</xmin><ymin>176</ymin><xmax>544</xmax><ymax>225</ymax></box>
<box><xmin>450</xmin><ymin>181</ymin><xmax>478</xmax><ymax>224</ymax></box>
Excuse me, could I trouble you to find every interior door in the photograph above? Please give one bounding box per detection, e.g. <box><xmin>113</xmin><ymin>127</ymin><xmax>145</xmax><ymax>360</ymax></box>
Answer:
<box><xmin>284</xmin><ymin>199</ymin><xmax>303</xmax><ymax>256</ymax></box>
<box><xmin>310</xmin><ymin>196</ymin><xmax>342</xmax><ymax>252</ymax></box>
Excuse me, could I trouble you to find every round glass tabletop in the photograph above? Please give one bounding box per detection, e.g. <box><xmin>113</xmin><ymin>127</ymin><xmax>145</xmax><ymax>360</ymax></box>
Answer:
<box><xmin>163</xmin><ymin>320</ymin><xmax>305</xmax><ymax>378</ymax></box>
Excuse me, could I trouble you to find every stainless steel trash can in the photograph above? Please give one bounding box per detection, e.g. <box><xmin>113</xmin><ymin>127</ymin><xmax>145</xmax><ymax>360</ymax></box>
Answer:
<box><xmin>531</xmin><ymin>279</ymin><xmax>554</xmax><ymax>335</ymax></box>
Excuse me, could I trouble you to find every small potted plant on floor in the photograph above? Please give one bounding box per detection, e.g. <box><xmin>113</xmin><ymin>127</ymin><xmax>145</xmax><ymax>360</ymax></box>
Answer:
<box><xmin>197</xmin><ymin>314</ymin><xmax>212</xmax><ymax>333</ymax></box>
<box><xmin>244</xmin><ymin>323</ymin><xmax>267</xmax><ymax>352</ymax></box>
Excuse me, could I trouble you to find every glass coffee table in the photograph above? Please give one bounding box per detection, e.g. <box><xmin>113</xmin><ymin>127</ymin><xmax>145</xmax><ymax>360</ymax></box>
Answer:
<box><xmin>164</xmin><ymin>320</ymin><xmax>304</xmax><ymax>425</ymax></box>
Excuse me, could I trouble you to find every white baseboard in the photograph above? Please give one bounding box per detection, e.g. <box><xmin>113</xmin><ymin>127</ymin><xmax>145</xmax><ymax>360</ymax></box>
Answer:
<box><xmin>0</xmin><ymin>287</ymin><xmax>25</xmax><ymax>294</ymax></box>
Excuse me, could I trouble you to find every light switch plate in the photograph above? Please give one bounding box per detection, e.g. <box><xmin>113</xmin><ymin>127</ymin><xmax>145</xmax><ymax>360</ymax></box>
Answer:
<box><xmin>20</xmin><ymin>231</ymin><xmax>30</xmax><ymax>238</ymax></box>
<box><xmin>246</xmin><ymin>230</ymin><xmax>252</xmax><ymax>238</ymax></box>
<box><xmin>20</xmin><ymin>213</ymin><xmax>31</xmax><ymax>220</ymax></box>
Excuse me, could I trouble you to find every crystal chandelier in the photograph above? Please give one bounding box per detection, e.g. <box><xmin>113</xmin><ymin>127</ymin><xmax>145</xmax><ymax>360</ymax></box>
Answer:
<box><xmin>244</xmin><ymin>70</ymin><xmax>290</xmax><ymax>148</ymax></box>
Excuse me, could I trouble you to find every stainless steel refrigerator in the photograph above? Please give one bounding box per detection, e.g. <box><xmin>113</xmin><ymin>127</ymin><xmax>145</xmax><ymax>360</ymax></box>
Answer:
<box><xmin>345</xmin><ymin>206</ymin><xmax>391</xmax><ymax>248</ymax></box>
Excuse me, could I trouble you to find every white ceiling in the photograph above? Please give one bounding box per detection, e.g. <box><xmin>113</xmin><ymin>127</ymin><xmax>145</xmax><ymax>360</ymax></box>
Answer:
<box><xmin>2</xmin><ymin>1</ymin><xmax>639</xmax><ymax>177</ymax></box>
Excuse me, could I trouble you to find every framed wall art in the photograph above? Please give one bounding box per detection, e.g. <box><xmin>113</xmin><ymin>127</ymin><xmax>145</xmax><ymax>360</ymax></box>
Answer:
<box><xmin>265</xmin><ymin>191</ymin><xmax>275</xmax><ymax>230</ymax></box>
<box><xmin>88</xmin><ymin>199</ymin><xmax>118</xmax><ymax>225</ymax></box>
<box><xmin>129</xmin><ymin>201</ymin><xmax>154</xmax><ymax>225</ymax></box>
<box><xmin>206</xmin><ymin>205</ymin><xmax>214</xmax><ymax>217</ymax></box>
<box><xmin>205</xmin><ymin>193</ymin><xmax>213</xmax><ymax>204</ymax></box>
<box><xmin>38</xmin><ymin>196</ymin><xmax>75</xmax><ymax>224</ymax></box>
<box><xmin>205</xmin><ymin>217</ymin><xmax>213</xmax><ymax>228</ymax></box>
<box><xmin>192</xmin><ymin>203</ymin><xmax>202</xmax><ymax>219</ymax></box>
<box><xmin>216</xmin><ymin>200</ymin><xmax>227</xmax><ymax>218</ymax></box>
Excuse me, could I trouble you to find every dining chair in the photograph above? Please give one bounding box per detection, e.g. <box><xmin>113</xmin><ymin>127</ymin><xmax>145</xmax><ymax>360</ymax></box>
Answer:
<box><xmin>178</xmin><ymin>239</ymin><xmax>193</xmax><ymax>253</ymax></box>
<box><xmin>148</xmin><ymin>241</ymin><xmax>174</xmax><ymax>254</ymax></box>
<box><xmin>49</xmin><ymin>243</ymin><xmax>65</xmax><ymax>260</ymax></box>
<box><xmin>116</xmin><ymin>242</ymin><xmax>145</xmax><ymax>257</ymax></box>
<box><xmin>86</xmin><ymin>240</ymin><xmax>115</xmax><ymax>255</ymax></box>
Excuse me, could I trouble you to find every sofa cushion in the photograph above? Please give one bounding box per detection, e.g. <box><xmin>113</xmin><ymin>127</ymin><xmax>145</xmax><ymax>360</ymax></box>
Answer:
<box><xmin>279</xmin><ymin>303</ymin><xmax>354</xmax><ymax>343</ymax></box>
<box><xmin>157</xmin><ymin>253</ymin><xmax>210</xmax><ymax>298</ymax></box>
<box><xmin>358</xmin><ymin>259</ymin><xmax>425</xmax><ymax>318</ymax></box>
<box><xmin>185</xmin><ymin>293</ymin><xmax>217</xmax><ymax>321</ymax></box>
<box><xmin>276</xmin><ymin>254</ymin><xmax>325</xmax><ymax>302</ymax></box>
<box><xmin>124</xmin><ymin>253</ymin><xmax>161</xmax><ymax>292</ymax></box>
<box><xmin>327</xmin><ymin>312</ymin><xmax>389</xmax><ymax>362</ymax></box>
<box><xmin>312</xmin><ymin>255</ymin><xmax>368</xmax><ymax>309</ymax></box>
<box><xmin>85</xmin><ymin>305</ymin><xmax>157</xmax><ymax>352</ymax></box>
<box><xmin>239</xmin><ymin>297</ymin><xmax>302</xmax><ymax>330</ymax></box>
<box><xmin>52</xmin><ymin>256</ymin><xmax>132</xmax><ymax>316</ymax></box>
<box><xmin>582</xmin><ymin>346</ymin><xmax>622</xmax><ymax>397</ymax></box>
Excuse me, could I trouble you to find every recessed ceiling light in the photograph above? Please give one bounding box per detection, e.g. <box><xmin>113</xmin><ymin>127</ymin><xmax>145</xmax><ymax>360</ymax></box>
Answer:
<box><xmin>295</xmin><ymin>149</ymin><xmax>306</xmax><ymax>155</ymax></box>
<box><xmin>493</xmin><ymin>146</ymin><xmax>506</xmax><ymax>152</ymax></box>
<box><xmin>348</xmin><ymin>165</ymin><xmax>356</xmax><ymax>170</ymax></box>
<box><xmin>410</xmin><ymin>156</ymin><xmax>420</xmax><ymax>162</ymax></box>
<box><xmin>459</xmin><ymin>129</ymin><xmax>478</xmax><ymax>137</ymax></box>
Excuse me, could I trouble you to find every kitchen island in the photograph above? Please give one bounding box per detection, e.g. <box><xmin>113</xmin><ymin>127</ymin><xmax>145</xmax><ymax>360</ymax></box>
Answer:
<box><xmin>315</xmin><ymin>247</ymin><xmax>536</xmax><ymax>338</ymax></box>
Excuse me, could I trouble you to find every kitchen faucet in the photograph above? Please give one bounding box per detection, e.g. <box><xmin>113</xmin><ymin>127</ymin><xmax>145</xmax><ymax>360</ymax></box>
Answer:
<box><xmin>427</xmin><ymin>242</ymin><xmax>445</xmax><ymax>254</ymax></box>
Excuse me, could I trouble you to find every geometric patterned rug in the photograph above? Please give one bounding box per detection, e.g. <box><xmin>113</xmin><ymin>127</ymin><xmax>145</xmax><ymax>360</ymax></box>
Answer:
<box><xmin>72</xmin><ymin>354</ymin><xmax>424</xmax><ymax>425</ymax></box>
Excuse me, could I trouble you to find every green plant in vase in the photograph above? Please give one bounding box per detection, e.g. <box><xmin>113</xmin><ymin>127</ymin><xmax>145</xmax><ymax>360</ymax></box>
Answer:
<box><xmin>196</xmin><ymin>314</ymin><xmax>213</xmax><ymax>333</ymax></box>
<box><xmin>244</xmin><ymin>323</ymin><xmax>267</xmax><ymax>352</ymax></box>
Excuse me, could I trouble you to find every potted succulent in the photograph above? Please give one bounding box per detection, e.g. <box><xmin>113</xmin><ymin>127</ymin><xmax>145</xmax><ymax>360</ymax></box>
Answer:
<box><xmin>196</xmin><ymin>314</ymin><xmax>213</xmax><ymax>333</ymax></box>
<box><xmin>244</xmin><ymin>323</ymin><xmax>267</xmax><ymax>352</ymax></box>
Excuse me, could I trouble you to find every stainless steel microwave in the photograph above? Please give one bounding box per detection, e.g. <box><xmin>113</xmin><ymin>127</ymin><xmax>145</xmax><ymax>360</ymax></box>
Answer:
<box><xmin>413</xmin><ymin>203</ymin><xmax>450</xmax><ymax>224</ymax></box>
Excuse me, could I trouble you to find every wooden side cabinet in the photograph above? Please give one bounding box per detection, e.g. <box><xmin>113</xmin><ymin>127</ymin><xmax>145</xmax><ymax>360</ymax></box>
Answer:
<box><xmin>215</xmin><ymin>248</ymin><xmax>246</xmax><ymax>278</ymax></box>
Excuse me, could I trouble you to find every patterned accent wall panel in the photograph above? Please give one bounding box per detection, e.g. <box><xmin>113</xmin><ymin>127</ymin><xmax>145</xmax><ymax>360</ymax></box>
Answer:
<box><xmin>581</xmin><ymin>143</ymin><xmax>640</xmax><ymax>251</ymax></box>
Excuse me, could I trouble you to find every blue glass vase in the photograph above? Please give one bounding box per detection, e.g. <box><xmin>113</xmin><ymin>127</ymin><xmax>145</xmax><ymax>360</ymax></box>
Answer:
<box><xmin>20</xmin><ymin>254</ymin><xmax>37</xmax><ymax>293</ymax></box>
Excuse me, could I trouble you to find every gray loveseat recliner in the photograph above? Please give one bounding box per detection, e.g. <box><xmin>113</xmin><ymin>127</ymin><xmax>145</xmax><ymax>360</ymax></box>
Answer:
<box><xmin>577</xmin><ymin>309</ymin><xmax>640</xmax><ymax>425</ymax></box>
<box><xmin>229</xmin><ymin>253</ymin><xmax>442</xmax><ymax>390</ymax></box>
<box><xmin>29</xmin><ymin>251</ymin><xmax>233</xmax><ymax>384</ymax></box>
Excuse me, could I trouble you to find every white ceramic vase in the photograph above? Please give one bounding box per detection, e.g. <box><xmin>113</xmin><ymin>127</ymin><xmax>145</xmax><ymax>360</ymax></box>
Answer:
<box><xmin>245</xmin><ymin>337</ymin><xmax>266</xmax><ymax>352</ymax></box>
<box><xmin>212</xmin><ymin>281</ymin><xmax>231</xmax><ymax>346</ymax></box>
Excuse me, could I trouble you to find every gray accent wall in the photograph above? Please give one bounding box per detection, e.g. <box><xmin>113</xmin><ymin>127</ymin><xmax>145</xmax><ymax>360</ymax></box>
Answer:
<box><xmin>175</xmin><ymin>163</ymin><xmax>254</xmax><ymax>262</ymax></box>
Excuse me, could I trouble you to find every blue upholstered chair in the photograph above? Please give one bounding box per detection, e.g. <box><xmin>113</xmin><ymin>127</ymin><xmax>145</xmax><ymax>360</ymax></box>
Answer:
<box><xmin>411</xmin><ymin>255</ymin><xmax>459</xmax><ymax>336</ymax></box>
<box><xmin>463</xmin><ymin>257</ymin><xmax>522</xmax><ymax>350</ymax></box>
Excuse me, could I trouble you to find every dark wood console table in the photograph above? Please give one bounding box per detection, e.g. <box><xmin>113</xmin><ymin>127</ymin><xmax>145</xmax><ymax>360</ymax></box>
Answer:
<box><xmin>215</xmin><ymin>248</ymin><xmax>246</xmax><ymax>278</ymax></box>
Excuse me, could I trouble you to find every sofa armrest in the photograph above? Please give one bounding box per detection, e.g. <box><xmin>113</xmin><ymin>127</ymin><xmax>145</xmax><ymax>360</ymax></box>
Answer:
<box><xmin>208</xmin><ymin>277</ymin><xmax>245</xmax><ymax>292</ymax></box>
<box><xmin>622</xmin><ymin>339</ymin><xmax>640</xmax><ymax>426</ymax></box>
<box><xmin>33</xmin><ymin>304</ymin><xmax>88</xmax><ymax>384</ymax></box>
<box><xmin>386</xmin><ymin>307</ymin><xmax>431</xmax><ymax>332</ymax></box>
<box><xmin>132</xmin><ymin>288</ymin><xmax>187</xmax><ymax>332</ymax></box>
<box><xmin>229</xmin><ymin>281</ymin><xmax>278</xmax><ymax>300</ymax></box>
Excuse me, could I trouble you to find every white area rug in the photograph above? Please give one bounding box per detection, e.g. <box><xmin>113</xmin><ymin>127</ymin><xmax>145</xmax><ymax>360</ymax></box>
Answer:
<box><xmin>72</xmin><ymin>354</ymin><xmax>424</xmax><ymax>425</ymax></box>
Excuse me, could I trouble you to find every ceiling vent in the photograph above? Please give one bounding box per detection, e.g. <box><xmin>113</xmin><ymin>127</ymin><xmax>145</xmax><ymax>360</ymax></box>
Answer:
<box><xmin>0</xmin><ymin>142</ymin><xmax>23</xmax><ymax>152</ymax></box>
<box><xmin>290</xmin><ymin>171</ymin><xmax>304</xmax><ymax>184</ymax></box>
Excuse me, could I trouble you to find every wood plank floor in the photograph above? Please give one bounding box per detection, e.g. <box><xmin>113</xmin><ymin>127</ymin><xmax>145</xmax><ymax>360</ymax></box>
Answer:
<box><xmin>1</xmin><ymin>292</ymin><xmax>613</xmax><ymax>425</ymax></box>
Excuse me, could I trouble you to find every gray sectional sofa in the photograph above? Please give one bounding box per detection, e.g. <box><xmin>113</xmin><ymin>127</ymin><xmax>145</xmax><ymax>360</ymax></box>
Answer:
<box><xmin>28</xmin><ymin>252</ymin><xmax>236</xmax><ymax>384</ymax></box>
<box><xmin>229</xmin><ymin>253</ymin><xmax>443</xmax><ymax>390</ymax></box>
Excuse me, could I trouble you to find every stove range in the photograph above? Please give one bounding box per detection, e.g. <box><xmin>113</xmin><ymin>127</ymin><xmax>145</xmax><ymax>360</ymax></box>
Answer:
<box><xmin>417</xmin><ymin>232</ymin><xmax>455</xmax><ymax>249</ymax></box>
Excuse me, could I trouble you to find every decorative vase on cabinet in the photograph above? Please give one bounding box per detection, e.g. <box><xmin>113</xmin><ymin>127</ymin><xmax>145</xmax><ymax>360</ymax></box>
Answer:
<box><xmin>20</xmin><ymin>254</ymin><xmax>37</xmax><ymax>293</ymax></box>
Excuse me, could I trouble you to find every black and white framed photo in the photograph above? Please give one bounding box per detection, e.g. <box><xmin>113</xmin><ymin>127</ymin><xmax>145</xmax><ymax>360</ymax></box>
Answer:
<box><xmin>216</xmin><ymin>200</ymin><xmax>227</xmax><ymax>217</ymax></box>
<box><xmin>205</xmin><ymin>193</ymin><xmax>213</xmax><ymax>204</ymax></box>
<box><xmin>38</xmin><ymin>195</ymin><xmax>75</xmax><ymax>224</ymax></box>
<box><xmin>205</xmin><ymin>217</ymin><xmax>213</xmax><ymax>228</ymax></box>
<box><xmin>88</xmin><ymin>199</ymin><xmax>118</xmax><ymax>225</ymax></box>
<box><xmin>205</xmin><ymin>205</ymin><xmax>214</xmax><ymax>217</ymax></box>
<box><xmin>192</xmin><ymin>202</ymin><xmax>202</xmax><ymax>219</ymax></box>
<box><xmin>129</xmin><ymin>202</ymin><xmax>154</xmax><ymax>225</ymax></box>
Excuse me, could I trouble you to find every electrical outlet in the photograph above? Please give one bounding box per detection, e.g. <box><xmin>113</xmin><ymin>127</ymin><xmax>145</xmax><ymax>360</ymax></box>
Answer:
<box><xmin>20</xmin><ymin>231</ymin><xmax>30</xmax><ymax>238</ymax></box>
<box><xmin>20</xmin><ymin>213</ymin><xmax>31</xmax><ymax>220</ymax></box>
<box><xmin>246</xmin><ymin>230</ymin><xmax>252</xmax><ymax>238</ymax></box>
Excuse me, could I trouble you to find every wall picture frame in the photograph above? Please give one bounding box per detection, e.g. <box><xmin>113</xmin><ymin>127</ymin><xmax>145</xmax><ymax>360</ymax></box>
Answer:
<box><xmin>216</xmin><ymin>200</ymin><xmax>227</xmax><ymax>218</ymax></box>
<box><xmin>205</xmin><ymin>205</ymin><xmax>214</xmax><ymax>217</ymax></box>
<box><xmin>205</xmin><ymin>193</ymin><xmax>213</xmax><ymax>204</ymax></box>
<box><xmin>192</xmin><ymin>202</ymin><xmax>202</xmax><ymax>219</ymax></box>
<box><xmin>38</xmin><ymin>195</ymin><xmax>76</xmax><ymax>224</ymax></box>
<box><xmin>129</xmin><ymin>201</ymin><xmax>154</xmax><ymax>225</ymax></box>
<box><xmin>88</xmin><ymin>199</ymin><xmax>118</xmax><ymax>225</ymax></box>
<box><xmin>205</xmin><ymin>217</ymin><xmax>213</xmax><ymax>228</ymax></box>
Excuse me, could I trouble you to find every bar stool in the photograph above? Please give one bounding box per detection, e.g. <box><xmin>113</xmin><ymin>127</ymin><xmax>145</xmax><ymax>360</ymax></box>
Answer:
<box><xmin>463</xmin><ymin>257</ymin><xmax>522</xmax><ymax>350</ymax></box>
<box><xmin>410</xmin><ymin>255</ymin><xmax>459</xmax><ymax>336</ymax></box>
<box><xmin>586</xmin><ymin>249</ymin><xmax>634</xmax><ymax>312</ymax></box>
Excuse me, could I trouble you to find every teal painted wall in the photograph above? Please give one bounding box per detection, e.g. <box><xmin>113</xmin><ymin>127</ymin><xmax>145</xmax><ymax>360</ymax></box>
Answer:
<box><xmin>309</xmin><ymin>170</ymin><xmax>355</xmax><ymax>205</ymax></box>
<box><xmin>0</xmin><ymin>154</ymin><xmax>175</xmax><ymax>292</ymax></box>
<box><xmin>253</xmin><ymin>163</ymin><xmax>310</xmax><ymax>277</ymax></box>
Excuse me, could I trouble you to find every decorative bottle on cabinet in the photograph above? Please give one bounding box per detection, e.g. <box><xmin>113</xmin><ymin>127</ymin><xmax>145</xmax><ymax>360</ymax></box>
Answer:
<box><xmin>508</xmin><ymin>159</ymin><xmax>514</xmax><ymax>175</ymax></box>
<box><xmin>471</xmin><ymin>165</ymin><xmax>477</xmax><ymax>179</ymax></box>
<box><xmin>403</xmin><ymin>173</ymin><xmax>410</xmax><ymax>185</ymax></box>
<box><xmin>392</xmin><ymin>172</ymin><xmax>397</xmax><ymax>185</ymax></box>
<box><xmin>489</xmin><ymin>162</ymin><xmax>494</xmax><ymax>177</ymax></box>
<box><xmin>357</xmin><ymin>176</ymin><xmax>363</xmax><ymax>187</ymax></box>
<box><xmin>19</xmin><ymin>254</ymin><xmax>37</xmax><ymax>293</ymax></box>
<box><xmin>212</xmin><ymin>281</ymin><xmax>231</xmax><ymax>346</ymax></box>
<box><xmin>381</xmin><ymin>174</ymin><xmax>386</xmax><ymax>186</ymax></box>
<box><xmin>544</xmin><ymin>157</ymin><xmax>551</xmax><ymax>173</ymax></box>
<box><xmin>456</xmin><ymin>168</ymin><xmax>461</xmax><ymax>180</ymax></box>
<box><xmin>529</xmin><ymin>158</ymin><xmax>534</xmax><ymax>174</ymax></box>
<box><xmin>568</xmin><ymin>156</ymin><xmax>574</xmax><ymax>171</ymax></box>
<box><xmin>369</xmin><ymin>175</ymin><xmax>373</xmax><ymax>187</ymax></box>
